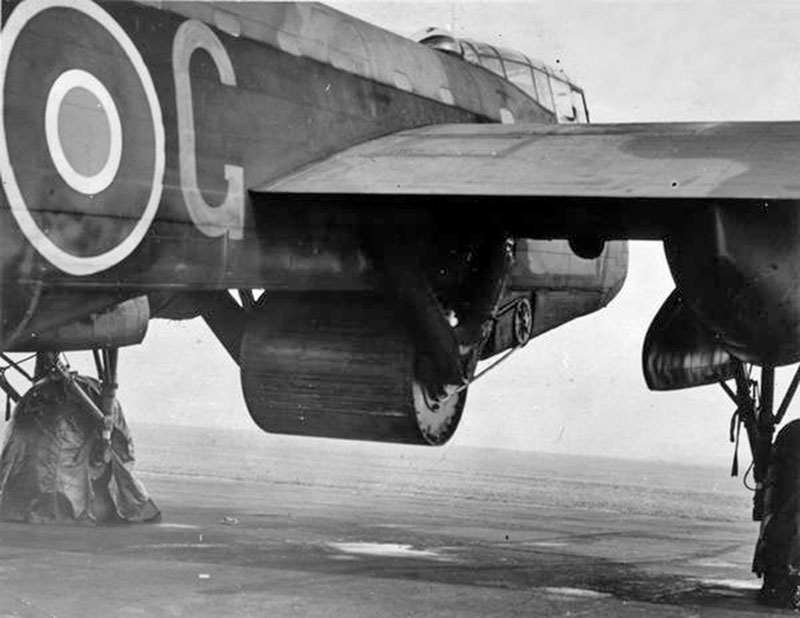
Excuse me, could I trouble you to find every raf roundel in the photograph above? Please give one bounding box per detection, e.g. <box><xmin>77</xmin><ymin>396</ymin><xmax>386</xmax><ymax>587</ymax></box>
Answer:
<box><xmin>44</xmin><ymin>69</ymin><xmax>124</xmax><ymax>197</ymax></box>
<box><xmin>0</xmin><ymin>0</ymin><xmax>165</xmax><ymax>276</ymax></box>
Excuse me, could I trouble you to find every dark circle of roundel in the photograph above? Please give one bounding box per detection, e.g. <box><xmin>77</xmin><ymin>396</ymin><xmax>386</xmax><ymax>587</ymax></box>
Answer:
<box><xmin>4</xmin><ymin>5</ymin><xmax>158</xmax><ymax>260</ymax></box>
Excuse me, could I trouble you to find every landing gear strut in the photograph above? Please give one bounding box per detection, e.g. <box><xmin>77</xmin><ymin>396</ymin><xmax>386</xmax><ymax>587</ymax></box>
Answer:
<box><xmin>724</xmin><ymin>363</ymin><xmax>800</xmax><ymax>607</ymax></box>
<box><xmin>724</xmin><ymin>364</ymin><xmax>777</xmax><ymax>521</ymax></box>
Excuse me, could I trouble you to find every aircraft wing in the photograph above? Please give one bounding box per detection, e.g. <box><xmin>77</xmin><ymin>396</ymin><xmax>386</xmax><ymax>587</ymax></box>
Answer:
<box><xmin>260</xmin><ymin>121</ymin><xmax>800</xmax><ymax>239</ymax></box>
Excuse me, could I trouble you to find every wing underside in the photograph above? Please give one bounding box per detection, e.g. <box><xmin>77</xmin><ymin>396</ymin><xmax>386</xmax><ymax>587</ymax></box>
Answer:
<box><xmin>259</xmin><ymin>121</ymin><xmax>800</xmax><ymax>239</ymax></box>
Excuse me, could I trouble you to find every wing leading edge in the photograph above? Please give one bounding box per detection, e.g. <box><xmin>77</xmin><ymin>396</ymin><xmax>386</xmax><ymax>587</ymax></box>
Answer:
<box><xmin>259</xmin><ymin>121</ymin><xmax>800</xmax><ymax>239</ymax></box>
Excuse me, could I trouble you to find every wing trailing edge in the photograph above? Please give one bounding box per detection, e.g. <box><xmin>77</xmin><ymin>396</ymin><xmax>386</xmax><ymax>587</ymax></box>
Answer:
<box><xmin>258</xmin><ymin>121</ymin><xmax>800</xmax><ymax>239</ymax></box>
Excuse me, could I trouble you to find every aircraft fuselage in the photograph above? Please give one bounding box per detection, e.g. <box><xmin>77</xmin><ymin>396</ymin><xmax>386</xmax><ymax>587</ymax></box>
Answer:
<box><xmin>0</xmin><ymin>0</ymin><xmax>546</xmax><ymax>290</ymax></box>
<box><xmin>1</xmin><ymin>0</ymin><xmax>629</xmax><ymax>359</ymax></box>
<box><xmin>2</xmin><ymin>0</ymin><xmax>799</xmax><ymax>370</ymax></box>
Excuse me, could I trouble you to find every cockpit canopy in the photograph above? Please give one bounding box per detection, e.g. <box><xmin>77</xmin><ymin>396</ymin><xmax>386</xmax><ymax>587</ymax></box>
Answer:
<box><xmin>415</xmin><ymin>28</ymin><xmax>589</xmax><ymax>124</ymax></box>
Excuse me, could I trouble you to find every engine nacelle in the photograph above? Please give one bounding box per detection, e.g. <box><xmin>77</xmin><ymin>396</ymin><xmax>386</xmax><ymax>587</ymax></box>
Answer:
<box><xmin>664</xmin><ymin>204</ymin><xmax>800</xmax><ymax>366</ymax></box>
<box><xmin>481</xmin><ymin>238</ymin><xmax>628</xmax><ymax>359</ymax></box>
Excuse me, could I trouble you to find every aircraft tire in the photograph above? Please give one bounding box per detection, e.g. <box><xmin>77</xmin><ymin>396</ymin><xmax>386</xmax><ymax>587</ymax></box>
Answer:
<box><xmin>240</xmin><ymin>292</ymin><xmax>466</xmax><ymax>445</ymax></box>
<box><xmin>754</xmin><ymin>419</ymin><xmax>800</xmax><ymax>609</ymax></box>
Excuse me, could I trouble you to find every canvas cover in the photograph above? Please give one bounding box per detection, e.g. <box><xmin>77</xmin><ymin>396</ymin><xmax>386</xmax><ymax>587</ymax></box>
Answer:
<box><xmin>0</xmin><ymin>374</ymin><xmax>159</xmax><ymax>524</ymax></box>
<box><xmin>753</xmin><ymin>419</ymin><xmax>800</xmax><ymax>607</ymax></box>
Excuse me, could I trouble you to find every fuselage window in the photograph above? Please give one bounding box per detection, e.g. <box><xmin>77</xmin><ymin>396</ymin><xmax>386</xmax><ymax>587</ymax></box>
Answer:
<box><xmin>532</xmin><ymin>69</ymin><xmax>554</xmax><ymax>112</ymax></box>
<box><xmin>572</xmin><ymin>89</ymin><xmax>589</xmax><ymax>123</ymax></box>
<box><xmin>479</xmin><ymin>54</ymin><xmax>505</xmax><ymax>78</ymax></box>
<box><xmin>417</xmin><ymin>31</ymin><xmax>589</xmax><ymax>121</ymax></box>
<box><xmin>551</xmin><ymin>77</ymin><xmax>577</xmax><ymax>123</ymax></box>
<box><xmin>504</xmin><ymin>60</ymin><xmax>538</xmax><ymax>100</ymax></box>
<box><xmin>461</xmin><ymin>41</ymin><xmax>480</xmax><ymax>65</ymax></box>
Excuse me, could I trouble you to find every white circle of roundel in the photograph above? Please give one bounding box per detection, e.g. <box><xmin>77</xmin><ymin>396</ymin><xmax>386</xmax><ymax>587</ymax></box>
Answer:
<box><xmin>0</xmin><ymin>0</ymin><xmax>165</xmax><ymax>276</ymax></box>
<box><xmin>45</xmin><ymin>69</ymin><xmax>123</xmax><ymax>196</ymax></box>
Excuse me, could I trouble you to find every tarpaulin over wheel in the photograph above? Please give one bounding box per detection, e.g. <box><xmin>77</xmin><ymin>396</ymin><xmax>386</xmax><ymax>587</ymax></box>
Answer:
<box><xmin>753</xmin><ymin>419</ymin><xmax>800</xmax><ymax>608</ymax></box>
<box><xmin>0</xmin><ymin>374</ymin><xmax>160</xmax><ymax>524</ymax></box>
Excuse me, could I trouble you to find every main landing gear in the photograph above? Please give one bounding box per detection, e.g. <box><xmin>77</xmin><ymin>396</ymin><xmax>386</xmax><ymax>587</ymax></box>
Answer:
<box><xmin>241</xmin><ymin>291</ymin><xmax>469</xmax><ymax>444</ymax></box>
<box><xmin>0</xmin><ymin>349</ymin><xmax>159</xmax><ymax>524</ymax></box>
<box><xmin>723</xmin><ymin>363</ymin><xmax>800</xmax><ymax>608</ymax></box>
<box><xmin>238</xmin><ymin>231</ymin><xmax>513</xmax><ymax>445</ymax></box>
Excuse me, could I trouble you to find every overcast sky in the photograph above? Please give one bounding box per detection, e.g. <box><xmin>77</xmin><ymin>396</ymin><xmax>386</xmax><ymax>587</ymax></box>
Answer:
<box><xmin>17</xmin><ymin>1</ymin><xmax>800</xmax><ymax>466</ymax></box>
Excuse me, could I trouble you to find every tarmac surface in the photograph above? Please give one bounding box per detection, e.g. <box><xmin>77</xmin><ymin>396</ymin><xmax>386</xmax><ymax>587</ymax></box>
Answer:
<box><xmin>0</xmin><ymin>425</ymin><xmax>788</xmax><ymax>617</ymax></box>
